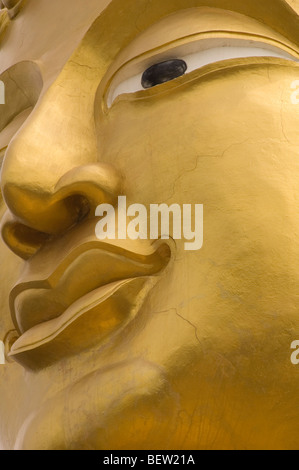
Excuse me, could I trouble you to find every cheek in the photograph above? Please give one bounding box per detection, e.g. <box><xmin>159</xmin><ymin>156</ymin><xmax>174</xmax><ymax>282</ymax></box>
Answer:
<box><xmin>99</xmin><ymin>64</ymin><xmax>299</xmax><ymax>202</ymax></box>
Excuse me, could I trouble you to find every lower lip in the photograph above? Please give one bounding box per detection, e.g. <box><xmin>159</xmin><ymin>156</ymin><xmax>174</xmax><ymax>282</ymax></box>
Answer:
<box><xmin>8</xmin><ymin>276</ymin><xmax>151</xmax><ymax>370</ymax></box>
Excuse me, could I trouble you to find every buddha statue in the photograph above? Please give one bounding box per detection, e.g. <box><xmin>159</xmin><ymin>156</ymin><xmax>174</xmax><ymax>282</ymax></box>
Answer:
<box><xmin>0</xmin><ymin>0</ymin><xmax>299</xmax><ymax>450</ymax></box>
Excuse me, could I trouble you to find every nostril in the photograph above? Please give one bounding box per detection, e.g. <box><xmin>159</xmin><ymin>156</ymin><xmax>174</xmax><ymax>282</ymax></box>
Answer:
<box><xmin>2</xmin><ymin>163</ymin><xmax>122</xmax><ymax>236</ymax></box>
<box><xmin>2</xmin><ymin>189</ymin><xmax>93</xmax><ymax>236</ymax></box>
<box><xmin>1</xmin><ymin>163</ymin><xmax>122</xmax><ymax>258</ymax></box>
<box><xmin>1</xmin><ymin>194</ymin><xmax>91</xmax><ymax>259</ymax></box>
<box><xmin>70</xmin><ymin>194</ymin><xmax>90</xmax><ymax>224</ymax></box>
<box><xmin>1</xmin><ymin>218</ymin><xmax>50</xmax><ymax>260</ymax></box>
<box><xmin>62</xmin><ymin>194</ymin><xmax>91</xmax><ymax>229</ymax></box>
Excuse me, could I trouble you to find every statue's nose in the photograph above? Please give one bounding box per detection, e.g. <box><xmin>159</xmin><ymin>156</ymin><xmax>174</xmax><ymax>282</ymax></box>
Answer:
<box><xmin>0</xmin><ymin>84</ymin><xmax>122</xmax><ymax>259</ymax></box>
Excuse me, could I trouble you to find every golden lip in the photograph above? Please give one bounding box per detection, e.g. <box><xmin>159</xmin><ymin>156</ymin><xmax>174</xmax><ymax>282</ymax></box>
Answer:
<box><xmin>8</xmin><ymin>277</ymin><xmax>152</xmax><ymax>370</ymax></box>
<box><xmin>8</xmin><ymin>217</ymin><xmax>171</xmax><ymax>369</ymax></box>
<box><xmin>10</xmin><ymin>279</ymin><xmax>144</xmax><ymax>353</ymax></box>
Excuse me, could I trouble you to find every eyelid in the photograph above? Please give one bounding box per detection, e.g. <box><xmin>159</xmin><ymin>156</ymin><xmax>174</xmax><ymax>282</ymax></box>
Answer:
<box><xmin>106</xmin><ymin>35</ymin><xmax>299</xmax><ymax>108</ymax></box>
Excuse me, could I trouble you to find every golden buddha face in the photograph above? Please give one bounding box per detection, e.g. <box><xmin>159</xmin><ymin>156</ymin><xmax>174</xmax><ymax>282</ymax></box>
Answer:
<box><xmin>0</xmin><ymin>0</ymin><xmax>299</xmax><ymax>450</ymax></box>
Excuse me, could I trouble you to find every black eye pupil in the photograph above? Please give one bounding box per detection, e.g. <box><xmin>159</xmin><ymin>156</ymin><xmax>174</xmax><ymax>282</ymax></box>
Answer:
<box><xmin>141</xmin><ymin>59</ymin><xmax>187</xmax><ymax>89</ymax></box>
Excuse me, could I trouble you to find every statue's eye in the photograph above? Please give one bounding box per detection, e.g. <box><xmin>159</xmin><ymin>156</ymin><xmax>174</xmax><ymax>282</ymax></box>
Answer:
<box><xmin>107</xmin><ymin>38</ymin><xmax>299</xmax><ymax>108</ymax></box>
<box><xmin>141</xmin><ymin>59</ymin><xmax>187</xmax><ymax>89</ymax></box>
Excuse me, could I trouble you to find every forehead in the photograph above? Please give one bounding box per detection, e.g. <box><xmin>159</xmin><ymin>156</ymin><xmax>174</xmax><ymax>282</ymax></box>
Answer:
<box><xmin>49</xmin><ymin>0</ymin><xmax>293</xmax><ymax>89</ymax></box>
<box><xmin>0</xmin><ymin>0</ymin><xmax>298</xmax><ymax>84</ymax></box>
<box><xmin>85</xmin><ymin>0</ymin><xmax>299</xmax><ymax>49</ymax></box>
<box><xmin>61</xmin><ymin>0</ymin><xmax>298</xmax><ymax>82</ymax></box>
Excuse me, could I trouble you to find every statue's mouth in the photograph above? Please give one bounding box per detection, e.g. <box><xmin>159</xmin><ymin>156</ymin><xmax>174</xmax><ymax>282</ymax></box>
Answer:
<box><xmin>7</xmin><ymin>217</ymin><xmax>171</xmax><ymax>370</ymax></box>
